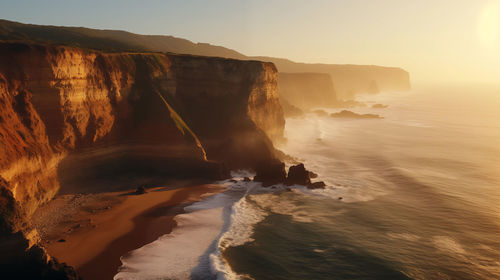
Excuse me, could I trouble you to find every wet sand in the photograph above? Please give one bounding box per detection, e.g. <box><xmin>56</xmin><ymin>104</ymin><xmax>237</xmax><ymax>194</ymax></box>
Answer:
<box><xmin>37</xmin><ymin>184</ymin><xmax>225</xmax><ymax>280</ymax></box>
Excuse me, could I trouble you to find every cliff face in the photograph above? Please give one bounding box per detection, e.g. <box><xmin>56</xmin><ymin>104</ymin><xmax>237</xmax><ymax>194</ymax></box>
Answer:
<box><xmin>278</xmin><ymin>72</ymin><xmax>337</xmax><ymax>110</ymax></box>
<box><xmin>253</xmin><ymin>56</ymin><xmax>411</xmax><ymax>99</ymax></box>
<box><xmin>0</xmin><ymin>42</ymin><xmax>284</xmax><ymax>231</ymax></box>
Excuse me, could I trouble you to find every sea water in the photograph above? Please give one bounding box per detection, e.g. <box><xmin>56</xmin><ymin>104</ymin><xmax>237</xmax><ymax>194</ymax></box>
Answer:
<box><xmin>116</xmin><ymin>84</ymin><xmax>500</xmax><ymax>280</ymax></box>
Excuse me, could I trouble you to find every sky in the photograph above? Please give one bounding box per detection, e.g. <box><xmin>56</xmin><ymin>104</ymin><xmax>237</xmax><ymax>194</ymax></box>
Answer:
<box><xmin>1</xmin><ymin>0</ymin><xmax>499</xmax><ymax>85</ymax></box>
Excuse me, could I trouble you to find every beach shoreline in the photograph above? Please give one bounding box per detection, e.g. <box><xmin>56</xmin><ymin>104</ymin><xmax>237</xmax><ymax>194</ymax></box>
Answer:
<box><xmin>33</xmin><ymin>183</ymin><xmax>225</xmax><ymax>280</ymax></box>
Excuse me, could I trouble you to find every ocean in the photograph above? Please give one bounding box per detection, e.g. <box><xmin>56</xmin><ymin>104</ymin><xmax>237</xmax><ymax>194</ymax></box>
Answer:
<box><xmin>115</xmin><ymin>85</ymin><xmax>500</xmax><ymax>280</ymax></box>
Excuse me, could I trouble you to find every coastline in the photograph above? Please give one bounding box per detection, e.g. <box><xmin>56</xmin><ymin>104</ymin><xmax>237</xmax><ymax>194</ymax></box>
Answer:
<box><xmin>34</xmin><ymin>184</ymin><xmax>225</xmax><ymax>280</ymax></box>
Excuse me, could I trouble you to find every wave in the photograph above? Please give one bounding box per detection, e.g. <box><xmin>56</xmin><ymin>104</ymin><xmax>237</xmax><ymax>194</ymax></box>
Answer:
<box><xmin>113</xmin><ymin>154</ymin><xmax>386</xmax><ymax>280</ymax></box>
<box><xmin>114</xmin><ymin>207</ymin><xmax>225</xmax><ymax>280</ymax></box>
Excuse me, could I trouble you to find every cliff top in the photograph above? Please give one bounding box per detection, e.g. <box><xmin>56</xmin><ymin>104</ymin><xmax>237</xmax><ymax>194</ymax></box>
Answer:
<box><xmin>0</xmin><ymin>19</ymin><xmax>408</xmax><ymax>74</ymax></box>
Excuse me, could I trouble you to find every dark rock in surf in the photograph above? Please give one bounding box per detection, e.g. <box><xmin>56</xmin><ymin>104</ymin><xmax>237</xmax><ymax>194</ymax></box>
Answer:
<box><xmin>372</xmin><ymin>103</ymin><xmax>388</xmax><ymax>109</ymax></box>
<box><xmin>243</xmin><ymin>177</ymin><xmax>251</xmax><ymax>182</ymax></box>
<box><xmin>254</xmin><ymin>160</ymin><xmax>286</xmax><ymax>187</ymax></box>
<box><xmin>330</xmin><ymin>110</ymin><xmax>381</xmax><ymax>119</ymax></box>
<box><xmin>286</xmin><ymin>163</ymin><xmax>311</xmax><ymax>186</ymax></box>
<box><xmin>308</xmin><ymin>181</ymin><xmax>326</xmax><ymax>189</ymax></box>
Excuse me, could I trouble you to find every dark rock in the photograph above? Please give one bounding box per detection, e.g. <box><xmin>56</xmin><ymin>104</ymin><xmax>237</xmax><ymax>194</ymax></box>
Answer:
<box><xmin>308</xmin><ymin>181</ymin><xmax>326</xmax><ymax>189</ymax></box>
<box><xmin>243</xmin><ymin>177</ymin><xmax>251</xmax><ymax>182</ymax></box>
<box><xmin>330</xmin><ymin>110</ymin><xmax>381</xmax><ymax>119</ymax></box>
<box><xmin>372</xmin><ymin>103</ymin><xmax>388</xmax><ymax>109</ymax></box>
<box><xmin>254</xmin><ymin>160</ymin><xmax>286</xmax><ymax>187</ymax></box>
<box><xmin>57</xmin><ymin>239</ymin><xmax>66</xmax><ymax>243</ymax></box>
<box><xmin>308</xmin><ymin>171</ymin><xmax>318</xmax><ymax>179</ymax></box>
<box><xmin>135</xmin><ymin>186</ymin><xmax>147</xmax><ymax>195</ymax></box>
<box><xmin>286</xmin><ymin>163</ymin><xmax>311</xmax><ymax>186</ymax></box>
<box><xmin>338</xmin><ymin>197</ymin><xmax>343</xmax><ymax>200</ymax></box>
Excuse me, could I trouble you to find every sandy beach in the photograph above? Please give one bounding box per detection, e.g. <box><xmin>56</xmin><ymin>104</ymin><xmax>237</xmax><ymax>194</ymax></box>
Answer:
<box><xmin>33</xmin><ymin>183</ymin><xmax>225</xmax><ymax>280</ymax></box>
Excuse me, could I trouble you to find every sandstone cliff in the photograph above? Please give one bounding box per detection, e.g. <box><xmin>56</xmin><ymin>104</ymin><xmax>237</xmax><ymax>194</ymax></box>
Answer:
<box><xmin>278</xmin><ymin>72</ymin><xmax>337</xmax><ymax>111</ymax></box>
<box><xmin>0</xmin><ymin>42</ymin><xmax>284</xmax><ymax>273</ymax></box>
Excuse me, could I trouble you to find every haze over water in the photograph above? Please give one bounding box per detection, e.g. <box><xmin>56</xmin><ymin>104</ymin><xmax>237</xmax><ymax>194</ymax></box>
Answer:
<box><xmin>220</xmin><ymin>85</ymin><xmax>500</xmax><ymax>279</ymax></box>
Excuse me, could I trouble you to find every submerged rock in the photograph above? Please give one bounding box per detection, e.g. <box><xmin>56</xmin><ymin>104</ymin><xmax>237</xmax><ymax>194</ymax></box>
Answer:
<box><xmin>308</xmin><ymin>181</ymin><xmax>326</xmax><ymax>189</ymax></box>
<box><xmin>330</xmin><ymin>110</ymin><xmax>381</xmax><ymax>119</ymax></box>
<box><xmin>308</xmin><ymin>171</ymin><xmax>318</xmax><ymax>179</ymax></box>
<box><xmin>372</xmin><ymin>103</ymin><xmax>388</xmax><ymax>109</ymax></box>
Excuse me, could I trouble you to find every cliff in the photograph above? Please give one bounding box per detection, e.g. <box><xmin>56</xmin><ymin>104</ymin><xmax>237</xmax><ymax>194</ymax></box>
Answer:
<box><xmin>278</xmin><ymin>72</ymin><xmax>337</xmax><ymax>110</ymax></box>
<box><xmin>0</xmin><ymin>42</ymin><xmax>284</xmax><ymax>274</ymax></box>
<box><xmin>253</xmin><ymin>56</ymin><xmax>411</xmax><ymax>99</ymax></box>
<box><xmin>0</xmin><ymin>20</ymin><xmax>411</xmax><ymax>99</ymax></box>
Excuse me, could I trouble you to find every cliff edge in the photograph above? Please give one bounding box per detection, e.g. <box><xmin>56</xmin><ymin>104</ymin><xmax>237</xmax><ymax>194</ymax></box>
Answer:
<box><xmin>0</xmin><ymin>42</ymin><xmax>284</xmax><ymax>276</ymax></box>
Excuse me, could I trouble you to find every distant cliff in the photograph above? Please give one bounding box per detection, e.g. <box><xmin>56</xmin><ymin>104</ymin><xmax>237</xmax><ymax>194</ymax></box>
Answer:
<box><xmin>0</xmin><ymin>42</ymin><xmax>283</xmax><ymax>274</ymax></box>
<box><xmin>255</xmin><ymin>57</ymin><xmax>411</xmax><ymax>99</ymax></box>
<box><xmin>278</xmin><ymin>72</ymin><xmax>337</xmax><ymax>111</ymax></box>
<box><xmin>0</xmin><ymin>19</ymin><xmax>411</xmax><ymax>99</ymax></box>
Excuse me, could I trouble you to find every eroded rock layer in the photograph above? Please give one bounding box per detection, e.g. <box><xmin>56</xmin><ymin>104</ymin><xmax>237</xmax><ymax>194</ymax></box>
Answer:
<box><xmin>0</xmin><ymin>42</ymin><xmax>284</xmax><ymax>257</ymax></box>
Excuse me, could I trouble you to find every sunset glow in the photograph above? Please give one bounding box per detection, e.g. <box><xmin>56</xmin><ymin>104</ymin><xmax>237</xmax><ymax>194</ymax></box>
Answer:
<box><xmin>478</xmin><ymin>1</ymin><xmax>500</xmax><ymax>48</ymax></box>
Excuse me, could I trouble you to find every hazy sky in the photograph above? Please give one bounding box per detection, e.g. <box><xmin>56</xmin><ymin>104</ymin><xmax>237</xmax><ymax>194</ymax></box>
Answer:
<box><xmin>1</xmin><ymin>0</ymin><xmax>499</xmax><ymax>85</ymax></box>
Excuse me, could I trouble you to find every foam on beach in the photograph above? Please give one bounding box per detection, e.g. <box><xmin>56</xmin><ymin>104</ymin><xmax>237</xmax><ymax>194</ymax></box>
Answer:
<box><xmin>114</xmin><ymin>207</ymin><xmax>225</xmax><ymax>280</ymax></box>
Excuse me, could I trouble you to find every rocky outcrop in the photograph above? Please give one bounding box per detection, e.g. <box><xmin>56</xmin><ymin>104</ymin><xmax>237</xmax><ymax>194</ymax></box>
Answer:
<box><xmin>253</xmin><ymin>163</ymin><xmax>326</xmax><ymax>189</ymax></box>
<box><xmin>253</xmin><ymin>160</ymin><xmax>287</xmax><ymax>187</ymax></box>
<box><xmin>285</xmin><ymin>163</ymin><xmax>325</xmax><ymax>189</ymax></box>
<box><xmin>278</xmin><ymin>72</ymin><xmax>337</xmax><ymax>110</ymax></box>
<box><xmin>286</xmin><ymin>163</ymin><xmax>311</xmax><ymax>186</ymax></box>
<box><xmin>0</xmin><ymin>42</ymin><xmax>285</xmax><ymax>273</ymax></box>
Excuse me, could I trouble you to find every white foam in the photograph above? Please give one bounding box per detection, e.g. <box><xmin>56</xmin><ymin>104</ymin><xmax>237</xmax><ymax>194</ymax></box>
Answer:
<box><xmin>114</xmin><ymin>208</ymin><xmax>225</xmax><ymax>280</ymax></box>
<box><xmin>432</xmin><ymin>236</ymin><xmax>466</xmax><ymax>255</ymax></box>
<box><xmin>209</xmin><ymin>195</ymin><xmax>269</xmax><ymax>280</ymax></box>
<box><xmin>114</xmin><ymin>175</ymin><xmax>280</xmax><ymax>280</ymax></box>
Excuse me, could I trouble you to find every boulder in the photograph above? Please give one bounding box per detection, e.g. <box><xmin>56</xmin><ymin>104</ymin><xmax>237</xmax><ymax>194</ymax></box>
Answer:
<box><xmin>254</xmin><ymin>160</ymin><xmax>286</xmax><ymax>187</ymax></box>
<box><xmin>286</xmin><ymin>163</ymin><xmax>311</xmax><ymax>186</ymax></box>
